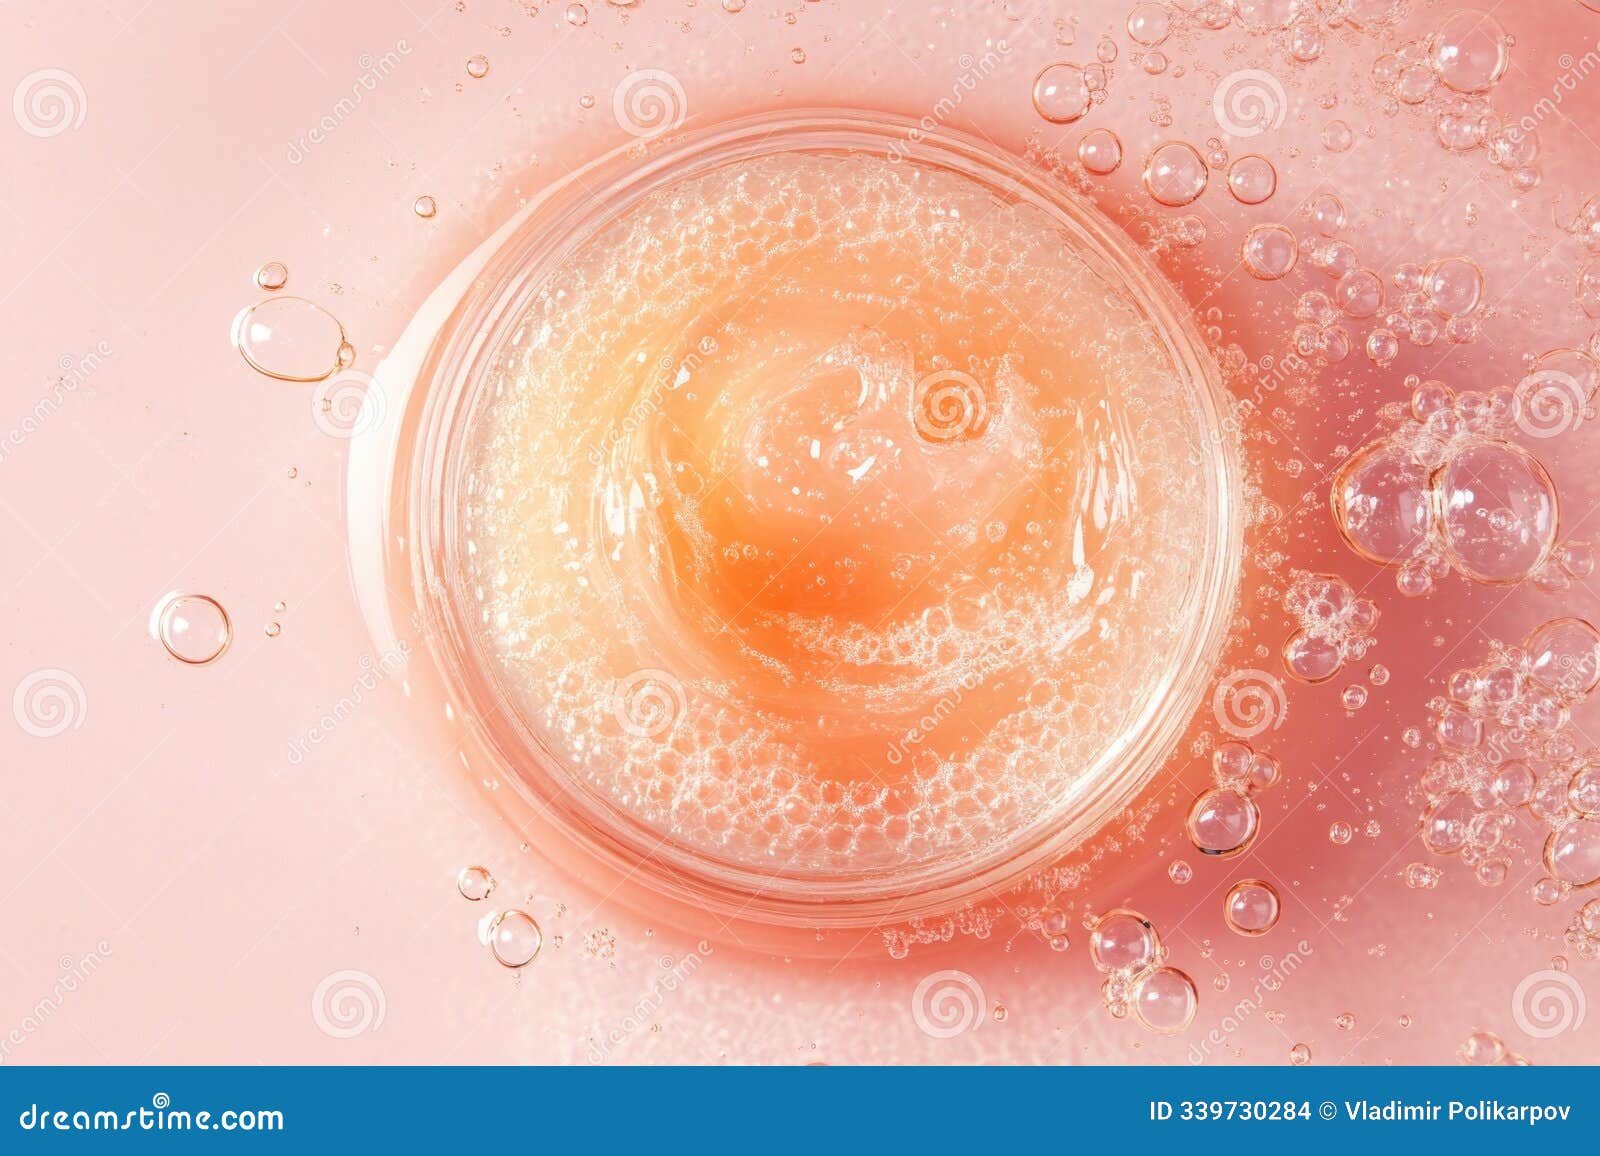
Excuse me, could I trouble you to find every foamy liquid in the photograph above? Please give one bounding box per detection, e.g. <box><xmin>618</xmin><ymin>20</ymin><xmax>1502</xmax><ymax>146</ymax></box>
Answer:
<box><xmin>454</xmin><ymin>150</ymin><xmax>1212</xmax><ymax>877</ymax></box>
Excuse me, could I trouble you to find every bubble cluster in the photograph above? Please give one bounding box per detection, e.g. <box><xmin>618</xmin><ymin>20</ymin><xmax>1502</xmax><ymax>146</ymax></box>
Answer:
<box><xmin>1370</xmin><ymin>11</ymin><xmax>1533</xmax><ymax>189</ymax></box>
<box><xmin>1413</xmin><ymin>617</ymin><xmax>1600</xmax><ymax>892</ymax></box>
<box><xmin>1089</xmin><ymin>909</ymin><xmax>1197</xmax><ymax>1034</ymax></box>
<box><xmin>1186</xmin><ymin>738</ymin><xmax>1281</xmax><ymax>857</ymax></box>
<box><xmin>1281</xmin><ymin>572</ymin><xmax>1377</xmax><ymax>685</ymax></box>
<box><xmin>1332</xmin><ymin>378</ymin><xmax>1571</xmax><ymax>595</ymax></box>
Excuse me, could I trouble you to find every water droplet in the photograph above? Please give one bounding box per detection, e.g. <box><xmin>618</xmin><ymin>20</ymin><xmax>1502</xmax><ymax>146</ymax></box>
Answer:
<box><xmin>153</xmin><ymin>593</ymin><xmax>232</xmax><ymax>665</ymax></box>
<box><xmin>1132</xmin><ymin>966</ymin><xmax>1197</xmax><ymax>1034</ymax></box>
<box><xmin>1089</xmin><ymin>909</ymin><xmax>1159</xmax><ymax>971</ymax></box>
<box><xmin>1224</xmin><ymin>879</ymin><xmax>1280</xmax><ymax>935</ymax></box>
<box><xmin>254</xmin><ymin>261</ymin><xmax>288</xmax><ymax>292</ymax></box>
<box><xmin>1077</xmin><ymin>128</ymin><xmax>1123</xmax><ymax>174</ymax></box>
<box><xmin>488</xmin><ymin>909</ymin><xmax>543</xmax><ymax>966</ymax></box>
<box><xmin>413</xmin><ymin>195</ymin><xmax>438</xmax><ymax>219</ymax></box>
<box><xmin>232</xmin><ymin>296</ymin><xmax>352</xmax><ymax>383</ymax></box>
<box><xmin>1186</xmin><ymin>788</ymin><xmax>1260</xmax><ymax>856</ymax></box>
<box><xmin>1226</xmin><ymin>154</ymin><xmax>1277</xmax><ymax>204</ymax></box>
<box><xmin>1032</xmin><ymin>62</ymin><xmax>1091</xmax><ymax>124</ymax></box>
<box><xmin>458</xmin><ymin>865</ymin><xmax>497</xmax><ymax>900</ymax></box>
<box><xmin>1143</xmin><ymin>141</ymin><xmax>1208</xmax><ymax>206</ymax></box>
<box><xmin>1241</xmin><ymin>224</ymin><xmax>1297</xmax><ymax>279</ymax></box>
<box><xmin>466</xmin><ymin>53</ymin><xmax>490</xmax><ymax>79</ymax></box>
<box><xmin>1429</xmin><ymin>10</ymin><xmax>1510</xmax><ymax>94</ymax></box>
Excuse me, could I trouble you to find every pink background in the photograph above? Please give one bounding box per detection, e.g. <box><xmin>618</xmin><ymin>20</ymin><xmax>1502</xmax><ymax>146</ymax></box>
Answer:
<box><xmin>3</xmin><ymin>0</ymin><xmax>1600</xmax><ymax>1064</ymax></box>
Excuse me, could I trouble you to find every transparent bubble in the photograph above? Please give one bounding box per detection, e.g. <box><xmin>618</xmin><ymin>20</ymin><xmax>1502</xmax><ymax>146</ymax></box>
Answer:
<box><xmin>1132</xmin><ymin>966</ymin><xmax>1198</xmax><ymax>1034</ymax></box>
<box><xmin>1437</xmin><ymin>438</ymin><xmax>1558</xmax><ymax>585</ymax></box>
<box><xmin>1226</xmin><ymin>155</ymin><xmax>1277</xmax><ymax>204</ymax></box>
<box><xmin>1331</xmin><ymin>440</ymin><xmax>1432</xmax><ymax>566</ymax></box>
<box><xmin>1335</xmin><ymin>269</ymin><xmax>1384</xmax><ymax>318</ymax></box>
<box><xmin>1429</xmin><ymin>10</ymin><xmax>1510</xmax><ymax>94</ymax></box>
<box><xmin>487</xmin><ymin>909</ymin><xmax>544</xmax><ymax>967</ymax></box>
<box><xmin>1546</xmin><ymin>818</ymin><xmax>1600</xmax><ymax>887</ymax></box>
<box><xmin>413</xmin><ymin>195</ymin><xmax>438</xmax><ymax>219</ymax></box>
<box><xmin>1309</xmin><ymin>193</ymin><xmax>1346</xmax><ymax>235</ymax></box>
<box><xmin>1458</xmin><ymin>1029</ymin><xmax>1505</xmax><ymax>1065</ymax></box>
<box><xmin>1126</xmin><ymin>3</ymin><xmax>1171</xmax><ymax>45</ymax></box>
<box><xmin>466</xmin><ymin>53</ymin><xmax>490</xmax><ymax>79</ymax></box>
<box><xmin>1233</xmin><ymin>0</ymin><xmax>1303</xmax><ymax>31</ymax></box>
<box><xmin>1168</xmin><ymin>859</ymin><xmax>1194</xmax><ymax>885</ymax></box>
<box><xmin>1032</xmin><ymin>62</ymin><xmax>1091</xmax><ymax>124</ymax></box>
<box><xmin>1143</xmin><ymin>141</ymin><xmax>1208</xmax><ymax>206</ymax></box>
<box><xmin>1077</xmin><ymin>128</ymin><xmax>1123</xmax><ymax>174</ymax></box>
<box><xmin>1525</xmin><ymin>617</ymin><xmax>1600</xmax><ymax>701</ymax></box>
<box><xmin>232</xmin><ymin>296</ymin><xmax>353</xmax><ymax>383</ymax></box>
<box><xmin>153</xmin><ymin>593</ymin><xmax>232</xmax><ymax>665</ymax></box>
<box><xmin>457</xmin><ymin>865</ymin><xmax>497</xmax><ymax>901</ymax></box>
<box><xmin>1186</xmin><ymin>788</ymin><xmax>1261</xmax><ymax>856</ymax></box>
<box><xmin>1289</xmin><ymin>1042</ymin><xmax>1312</xmax><ymax>1065</ymax></box>
<box><xmin>1242</xmin><ymin>224</ymin><xmax>1298</xmax><ymax>279</ymax></box>
<box><xmin>1320</xmin><ymin>119</ymin><xmax>1354</xmax><ymax>153</ymax></box>
<box><xmin>1283</xmin><ymin>628</ymin><xmax>1343</xmax><ymax>683</ymax></box>
<box><xmin>1424</xmin><ymin>257</ymin><xmax>1485</xmax><ymax>316</ymax></box>
<box><xmin>1223</xmin><ymin>878</ymin><xmax>1281</xmax><ymax>935</ymax></box>
<box><xmin>1089</xmin><ymin>909</ymin><xmax>1159</xmax><ymax>972</ymax></box>
<box><xmin>254</xmin><ymin>261</ymin><xmax>288</xmax><ymax>292</ymax></box>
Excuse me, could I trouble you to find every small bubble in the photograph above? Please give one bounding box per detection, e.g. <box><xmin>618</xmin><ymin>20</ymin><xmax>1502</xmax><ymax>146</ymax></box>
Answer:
<box><xmin>1321</xmin><ymin>119</ymin><xmax>1354</xmax><ymax>153</ymax></box>
<box><xmin>1329</xmin><ymin>820</ymin><xmax>1354</xmax><ymax>845</ymax></box>
<box><xmin>1089</xmin><ymin>909</ymin><xmax>1159</xmax><ymax>972</ymax></box>
<box><xmin>1077</xmin><ymin>128</ymin><xmax>1123</xmax><ymax>174</ymax></box>
<box><xmin>1289</xmin><ymin>1042</ymin><xmax>1312</xmax><ymax>1065</ymax></box>
<box><xmin>1143</xmin><ymin>141</ymin><xmax>1208</xmax><ymax>206</ymax></box>
<box><xmin>458</xmin><ymin>865</ymin><xmax>497</xmax><ymax>901</ymax></box>
<box><xmin>1334</xmin><ymin>1011</ymin><xmax>1356</xmax><ymax>1031</ymax></box>
<box><xmin>153</xmin><ymin>593</ymin><xmax>232</xmax><ymax>665</ymax></box>
<box><xmin>1429</xmin><ymin>10</ymin><xmax>1510</xmax><ymax>94</ymax></box>
<box><xmin>1223</xmin><ymin>879</ymin><xmax>1281</xmax><ymax>936</ymax></box>
<box><xmin>254</xmin><ymin>261</ymin><xmax>288</xmax><ymax>292</ymax></box>
<box><xmin>564</xmin><ymin>2</ymin><xmax>588</xmax><ymax>25</ymax></box>
<box><xmin>790</xmin><ymin>47</ymin><xmax>806</xmax><ymax>64</ymax></box>
<box><xmin>1341</xmin><ymin>685</ymin><xmax>1368</xmax><ymax>711</ymax></box>
<box><xmin>1132</xmin><ymin>967</ymin><xmax>1197</xmax><ymax>1035</ymax></box>
<box><xmin>264</xmin><ymin>621</ymin><xmax>281</xmax><ymax>638</ymax></box>
<box><xmin>466</xmin><ymin>53</ymin><xmax>490</xmax><ymax>79</ymax></box>
<box><xmin>413</xmin><ymin>195</ymin><xmax>438</xmax><ymax>219</ymax></box>
<box><xmin>488</xmin><ymin>909</ymin><xmax>543</xmax><ymax>967</ymax></box>
<box><xmin>1032</xmin><ymin>62</ymin><xmax>1092</xmax><ymax>124</ymax></box>
<box><xmin>1126</xmin><ymin>3</ymin><xmax>1171</xmax><ymax>45</ymax></box>
<box><xmin>1226</xmin><ymin>155</ymin><xmax>1277</xmax><ymax>204</ymax></box>
<box><xmin>1168</xmin><ymin>859</ymin><xmax>1194</xmax><ymax>885</ymax></box>
<box><xmin>1241</xmin><ymin>224</ymin><xmax>1297</xmax><ymax>279</ymax></box>
<box><xmin>1187</xmin><ymin>788</ymin><xmax>1260</xmax><ymax>857</ymax></box>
